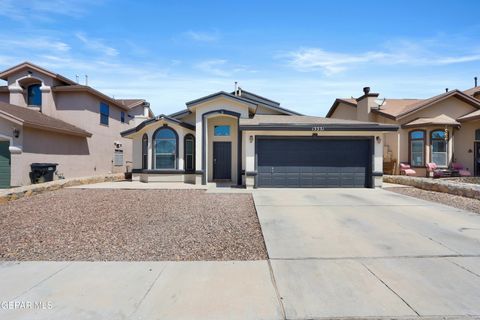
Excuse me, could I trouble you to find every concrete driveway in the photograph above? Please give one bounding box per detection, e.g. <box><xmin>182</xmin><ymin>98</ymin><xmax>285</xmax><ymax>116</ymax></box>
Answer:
<box><xmin>254</xmin><ymin>188</ymin><xmax>480</xmax><ymax>319</ymax></box>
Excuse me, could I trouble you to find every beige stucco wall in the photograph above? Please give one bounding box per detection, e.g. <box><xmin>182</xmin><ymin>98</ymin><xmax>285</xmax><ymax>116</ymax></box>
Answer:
<box><xmin>330</xmin><ymin>103</ymin><xmax>357</xmax><ymax>120</ymax></box>
<box><xmin>453</xmin><ymin>120</ymin><xmax>480</xmax><ymax>173</ymax></box>
<box><xmin>0</xmin><ymin>92</ymin><xmax>9</xmax><ymax>103</ymax></box>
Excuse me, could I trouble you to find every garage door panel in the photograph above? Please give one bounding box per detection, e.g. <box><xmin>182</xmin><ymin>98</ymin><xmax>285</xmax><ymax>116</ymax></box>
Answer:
<box><xmin>257</xmin><ymin>138</ymin><xmax>371</xmax><ymax>188</ymax></box>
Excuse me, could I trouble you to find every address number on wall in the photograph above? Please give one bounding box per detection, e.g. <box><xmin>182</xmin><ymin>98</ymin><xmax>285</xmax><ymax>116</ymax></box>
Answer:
<box><xmin>312</xmin><ymin>126</ymin><xmax>325</xmax><ymax>131</ymax></box>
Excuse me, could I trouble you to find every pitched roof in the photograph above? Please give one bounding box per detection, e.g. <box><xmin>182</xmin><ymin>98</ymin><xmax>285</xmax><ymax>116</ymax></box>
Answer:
<box><xmin>231</xmin><ymin>89</ymin><xmax>302</xmax><ymax>115</ymax></box>
<box><xmin>52</xmin><ymin>85</ymin><xmax>132</xmax><ymax>111</ymax></box>
<box><xmin>457</xmin><ymin>109</ymin><xmax>480</xmax><ymax>122</ymax></box>
<box><xmin>0</xmin><ymin>102</ymin><xmax>92</xmax><ymax>137</ymax></box>
<box><xmin>0</xmin><ymin>61</ymin><xmax>76</xmax><ymax>85</ymax></box>
<box><xmin>121</xmin><ymin>114</ymin><xmax>195</xmax><ymax>137</ymax></box>
<box><xmin>115</xmin><ymin>99</ymin><xmax>145</xmax><ymax>109</ymax></box>
<box><xmin>402</xmin><ymin>114</ymin><xmax>461</xmax><ymax>128</ymax></box>
<box><xmin>185</xmin><ymin>91</ymin><xmax>258</xmax><ymax>108</ymax></box>
<box><xmin>464</xmin><ymin>86</ymin><xmax>480</xmax><ymax>97</ymax></box>
<box><xmin>329</xmin><ymin>89</ymin><xmax>480</xmax><ymax>120</ymax></box>
<box><xmin>239</xmin><ymin>114</ymin><xmax>398</xmax><ymax>131</ymax></box>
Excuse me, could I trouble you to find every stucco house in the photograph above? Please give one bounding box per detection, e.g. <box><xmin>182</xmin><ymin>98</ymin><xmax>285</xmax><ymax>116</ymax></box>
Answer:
<box><xmin>0</xmin><ymin>62</ymin><xmax>153</xmax><ymax>188</ymax></box>
<box><xmin>121</xmin><ymin>88</ymin><xmax>397</xmax><ymax>188</ymax></box>
<box><xmin>326</xmin><ymin>84</ymin><xmax>480</xmax><ymax>177</ymax></box>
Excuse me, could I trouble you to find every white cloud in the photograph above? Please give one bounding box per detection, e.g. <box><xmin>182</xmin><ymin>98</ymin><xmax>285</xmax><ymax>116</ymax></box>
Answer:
<box><xmin>284</xmin><ymin>43</ymin><xmax>480</xmax><ymax>74</ymax></box>
<box><xmin>0</xmin><ymin>37</ymin><xmax>70</xmax><ymax>52</ymax></box>
<box><xmin>184</xmin><ymin>30</ymin><xmax>219</xmax><ymax>42</ymax></box>
<box><xmin>75</xmin><ymin>32</ymin><xmax>119</xmax><ymax>57</ymax></box>
<box><xmin>195</xmin><ymin>59</ymin><xmax>230</xmax><ymax>77</ymax></box>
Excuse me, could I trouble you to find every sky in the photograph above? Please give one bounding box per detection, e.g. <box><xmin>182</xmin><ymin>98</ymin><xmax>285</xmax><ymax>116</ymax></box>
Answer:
<box><xmin>0</xmin><ymin>0</ymin><xmax>479</xmax><ymax>116</ymax></box>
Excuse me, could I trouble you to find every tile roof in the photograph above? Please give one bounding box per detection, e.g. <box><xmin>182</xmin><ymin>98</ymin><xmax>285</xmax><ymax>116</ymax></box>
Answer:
<box><xmin>0</xmin><ymin>102</ymin><xmax>91</xmax><ymax>137</ymax></box>
<box><xmin>402</xmin><ymin>114</ymin><xmax>460</xmax><ymax>128</ymax></box>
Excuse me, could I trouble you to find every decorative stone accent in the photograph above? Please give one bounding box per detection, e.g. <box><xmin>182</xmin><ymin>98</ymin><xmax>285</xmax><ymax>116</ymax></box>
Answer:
<box><xmin>384</xmin><ymin>175</ymin><xmax>480</xmax><ymax>200</ymax></box>
<box><xmin>0</xmin><ymin>174</ymin><xmax>124</xmax><ymax>204</ymax></box>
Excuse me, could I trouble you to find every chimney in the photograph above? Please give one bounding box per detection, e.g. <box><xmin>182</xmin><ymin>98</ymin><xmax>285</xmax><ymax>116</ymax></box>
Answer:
<box><xmin>475</xmin><ymin>77</ymin><xmax>478</xmax><ymax>87</ymax></box>
<box><xmin>356</xmin><ymin>86</ymin><xmax>379</xmax><ymax>122</ymax></box>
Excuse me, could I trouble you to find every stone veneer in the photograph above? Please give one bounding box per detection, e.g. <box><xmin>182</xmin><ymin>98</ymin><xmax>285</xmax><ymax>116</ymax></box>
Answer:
<box><xmin>0</xmin><ymin>173</ymin><xmax>124</xmax><ymax>203</ymax></box>
<box><xmin>384</xmin><ymin>175</ymin><xmax>480</xmax><ymax>200</ymax></box>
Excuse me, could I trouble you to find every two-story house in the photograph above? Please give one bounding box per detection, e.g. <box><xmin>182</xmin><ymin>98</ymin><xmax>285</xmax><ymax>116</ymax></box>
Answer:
<box><xmin>0</xmin><ymin>62</ymin><xmax>153</xmax><ymax>188</ymax></box>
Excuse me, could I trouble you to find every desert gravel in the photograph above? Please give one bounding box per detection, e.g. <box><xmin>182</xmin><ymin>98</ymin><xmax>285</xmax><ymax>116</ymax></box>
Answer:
<box><xmin>0</xmin><ymin>189</ymin><xmax>267</xmax><ymax>261</ymax></box>
<box><xmin>385</xmin><ymin>186</ymin><xmax>480</xmax><ymax>214</ymax></box>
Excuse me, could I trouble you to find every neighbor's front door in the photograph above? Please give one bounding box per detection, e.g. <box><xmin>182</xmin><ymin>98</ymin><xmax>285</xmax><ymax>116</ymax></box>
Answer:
<box><xmin>213</xmin><ymin>141</ymin><xmax>231</xmax><ymax>180</ymax></box>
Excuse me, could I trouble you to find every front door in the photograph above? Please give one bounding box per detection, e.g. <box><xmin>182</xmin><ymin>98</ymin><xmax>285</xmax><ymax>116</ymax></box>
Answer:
<box><xmin>475</xmin><ymin>142</ymin><xmax>480</xmax><ymax>176</ymax></box>
<box><xmin>213</xmin><ymin>142</ymin><xmax>231</xmax><ymax>180</ymax></box>
<box><xmin>0</xmin><ymin>141</ymin><xmax>11</xmax><ymax>189</ymax></box>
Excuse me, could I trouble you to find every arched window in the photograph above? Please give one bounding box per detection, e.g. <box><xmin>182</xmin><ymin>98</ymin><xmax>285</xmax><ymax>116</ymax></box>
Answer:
<box><xmin>142</xmin><ymin>134</ymin><xmax>148</xmax><ymax>169</ymax></box>
<box><xmin>27</xmin><ymin>84</ymin><xmax>42</xmax><ymax>106</ymax></box>
<box><xmin>153</xmin><ymin>127</ymin><xmax>177</xmax><ymax>169</ymax></box>
<box><xmin>184</xmin><ymin>134</ymin><xmax>195</xmax><ymax>172</ymax></box>
<box><xmin>409</xmin><ymin>130</ymin><xmax>425</xmax><ymax>167</ymax></box>
<box><xmin>431</xmin><ymin>129</ymin><xmax>448</xmax><ymax>167</ymax></box>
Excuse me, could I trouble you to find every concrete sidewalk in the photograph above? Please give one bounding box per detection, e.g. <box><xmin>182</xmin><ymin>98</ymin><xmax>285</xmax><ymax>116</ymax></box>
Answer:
<box><xmin>0</xmin><ymin>261</ymin><xmax>283</xmax><ymax>320</ymax></box>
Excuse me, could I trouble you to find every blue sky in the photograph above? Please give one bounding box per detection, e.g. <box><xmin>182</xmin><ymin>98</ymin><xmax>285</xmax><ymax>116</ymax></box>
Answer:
<box><xmin>0</xmin><ymin>0</ymin><xmax>479</xmax><ymax>116</ymax></box>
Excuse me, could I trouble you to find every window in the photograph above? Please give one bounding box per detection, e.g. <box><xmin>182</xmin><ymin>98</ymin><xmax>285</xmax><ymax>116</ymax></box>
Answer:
<box><xmin>475</xmin><ymin>129</ymin><xmax>480</xmax><ymax>141</ymax></box>
<box><xmin>27</xmin><ymin>84</ymin><xmax>42</xmax><ymax>106</ymax></box>
<box><xmin>142</xmin><ymin>134</ymin><xmax>148</xmax><ymax>169</ymax></box>
<box><xmin>184</xmin><ymin>134</ymin><xmax>195</xmax><ymax>172</ymax></box>
<box><xmin>431</xmin><ymin>130</ymin><xmax>448</xmax><ymax>167</ymax></box>
<box><xmin>409</xmin><ymin>130</ymin><xmax>425</xmax><ymax>167</ymax></box>
<box><xmin>114</xmin><ymin>149</ymin><xmax>124</xmax><ymax>166</ymax></box>
<box><xmin>121</xmin><ymin>112</ymin><xmax>125</xmax><ymax>123</ymax></box>
<box><xmin>100</xmin><ymin>102</ymin><xmax>109</xmax><ymax>125</ymax></box>
<box><xmin>153</xmin><ymin>127</ymin><xmax>177</xmax><ymax>169</ymax></box>
<box><xmin>214</xmin><ymin>125</ymin><xmax>230</xmax><ymax>136</ymax></box>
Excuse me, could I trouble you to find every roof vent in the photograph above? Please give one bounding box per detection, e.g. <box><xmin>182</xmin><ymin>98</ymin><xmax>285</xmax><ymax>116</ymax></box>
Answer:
<box><xmin>363</xmin><ymin>87</ymin><xmax>370</xmax><ymax>95</ymax></box>
<box><xmin>475</xmin><ymin>76</ymin><xmax>478</xmax><ymax>87</ymax></box>
<box><xmin>445</xmin><ymin>88</ymin><xmax>449</xmax><ymax>92</ymax></box>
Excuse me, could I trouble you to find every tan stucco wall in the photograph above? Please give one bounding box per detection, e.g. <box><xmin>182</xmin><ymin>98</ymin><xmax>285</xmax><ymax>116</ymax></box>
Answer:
<box><xmin>330</xmin><ymin>103</ymin><xmax>357</xmax><ymax>120</ymax></box>
<box><xmin>453</xmin><ymin>120</ymin><xmax>480</xmax><ymax>173</ymax></box>
<box><xmin>0</xmin><ymin>92</ymin><xmax>8</xmax><ymax>103</ymax></box>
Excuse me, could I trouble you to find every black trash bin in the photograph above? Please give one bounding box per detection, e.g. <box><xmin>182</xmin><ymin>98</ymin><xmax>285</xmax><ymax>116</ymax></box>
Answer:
<box><xmin>30</xmin><ymin>163</ymin><xmax>58</xmax><ymax>184</ymax></box>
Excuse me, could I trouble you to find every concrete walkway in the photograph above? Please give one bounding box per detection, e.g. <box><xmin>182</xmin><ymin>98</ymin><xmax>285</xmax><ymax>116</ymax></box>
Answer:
<box><xmin>0</xmin><ymin>261</ymin><xmax>282</xmax><ymax>320</ymax></box>
<box><xmin>253</xmin><ymin>188</ymin><xmax>480</xmax><ymax>319</ymax></box>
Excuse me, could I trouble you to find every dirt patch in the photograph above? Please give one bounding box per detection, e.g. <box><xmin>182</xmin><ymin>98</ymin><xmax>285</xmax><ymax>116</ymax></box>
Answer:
<box><xmin>0</xmin><ymin>189</ymin><xmax>267</xmax><ymax>261</ymax></box>
<box><xmin>385</xmin><ymin>186</ymin><xmax>480</xmax><ymax>214</ymax></box>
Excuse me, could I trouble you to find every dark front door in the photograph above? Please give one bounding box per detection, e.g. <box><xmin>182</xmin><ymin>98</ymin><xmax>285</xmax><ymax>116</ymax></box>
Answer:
<box><xmin>0</xmin><ymin>141</ymin><xmax>11</xmax><ymax>189</ymax></box>
<box><xmin>257</xmin><ymin>137</ymin><xmax>372</xmax><ymax>188</ymax></box>
<box><xmin>213</xmin><ymin>142</ymin><xmax>231</xmax><ymax>180</ymax></box>
<box><xmin>475</xmin><ymin>142</ymin><xmax>480</xmax><ymax>176</ymax></box>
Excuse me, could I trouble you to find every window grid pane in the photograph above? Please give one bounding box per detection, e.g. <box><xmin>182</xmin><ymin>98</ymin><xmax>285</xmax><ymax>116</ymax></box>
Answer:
<box><xmin>410</xmin><ymin>140</ymin><xmax>424</xmax><ymax>166</ymax></box>
<box><xmin>214</xmin><ymin>125</ymin><xmax>230</xmax><ymax>136</ymax></box>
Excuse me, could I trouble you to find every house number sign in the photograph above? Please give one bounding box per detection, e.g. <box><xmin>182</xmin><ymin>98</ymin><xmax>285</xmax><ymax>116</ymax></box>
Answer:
<box><xmin>312</xmin><ymin>126</ymin><xmax>325</xmax><ymax>131</ymax></box>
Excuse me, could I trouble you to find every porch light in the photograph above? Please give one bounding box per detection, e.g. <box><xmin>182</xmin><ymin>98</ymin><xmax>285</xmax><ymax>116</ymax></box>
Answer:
<box><xmin>376</xmin><ymin>136</ymin><xmax>382</xmax><ymax>143</ymax></box>
<box><xmin>13</xmin><ymin>128</ymin><xmax>20</xmax><ymax>138</ymax></box>
<box><xmin>249</xmin><ymin>135</ymin><xmax>254</xmax><ymax>143</ymax></box>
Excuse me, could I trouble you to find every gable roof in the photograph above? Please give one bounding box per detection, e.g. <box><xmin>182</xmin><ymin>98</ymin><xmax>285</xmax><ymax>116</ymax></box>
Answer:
<box><xmin>402</xmin><ymin>114</ymin><xmax>461</xmax><ymax>128</ymax></box>
<box><xmin>0</xmin><ymin>62</ymin><xmax>76</xmax><ymax>85</ymax></box>
<box><xmin>231</xmin><ymin>89</ymin><xmax>302</xmax><ymax>115</ymax></box>
<box><xmin>53</xmin><ymin>85</ymin><xmax>133</xmax><ymax>111</ymax></box>
<box><xmin>121</xmin><ymin>114</ymin><xmax>195</xmax><ymax>137</ymax></box>
<box><xmin>0</xmin><ymin>102</ymin><xmax>91</xmax><ymax>137</ymax></box>
<box><xmin>329</xmin><ymin>89</ymin><xmax>480</xmax><ymax>121</ymax></box>
<box><xmin>464</xmin><ymin>86</ymin><xmax>480</xmax><ymax>98</ymax></box>
<box><xmin>186</xmin><ymin>91</ymin><xmax>257</xmax><ymax>108</ymax></box>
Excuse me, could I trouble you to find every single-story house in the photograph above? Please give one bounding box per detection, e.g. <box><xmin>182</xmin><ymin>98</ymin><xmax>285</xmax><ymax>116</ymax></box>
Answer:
<box><xmin>326</xmin><ymin>84</ymin><xmax>480</xmax><ymax>176</ymax></box>
<box><xmin>0</xmin><ymin>62</ymin><xmax>153</xmax><ymax>188</ymax></box>
<box><xmin>121</xmin><ymin>89</ymin><xmax>398</xmax><ymax>188</ymax></box>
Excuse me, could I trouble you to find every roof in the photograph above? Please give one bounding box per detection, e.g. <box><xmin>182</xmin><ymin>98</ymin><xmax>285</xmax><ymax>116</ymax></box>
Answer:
<box><xmin>457</xmin><ymin>109</ymin><xmax>480</xmax><ymax>122</ymax></box>
<box><xmin>328</xmin><ymin>89</ymin><xmax>480</xmax><ymax>121</ymax></box>
<box><xmin>121</xmin><ymin>114</ymin><xmax>195</xmax><ymax>137</ymax></box>
<box><xmin>53</xmin><ymin>85</ymin><xmax>132</xmax><ymax>111</ymax></box>
<box><xmin>115</xmin><ymin>99</ymin><xmax>145</xmax><ymax>109</ymax></box>
<box><xmin>0</xmin><ymin>62</ymin><xmax>76</xmax><ymax>85</ymax></box>
<box><xmin>0</xmin><ymin>102</ymin><xmax>92</xmax><ymax>137</ymax></box>
<box><xmin>402</xmin><ymin>114</ymin><xmax>461</xmax><ymax>128</ymax></box>
<box><xmin>239</xmin><ymin>115</ymin><xmax>398</xmax><ymax>131</ymax></box>
<box><xmin>186</xmin><ymin>91</ymin><xmax>258</xmax><ymax>108</ymax></box>
<box><xmin>231</xmin><ymin>89</ymin><xmax>302</xmax><ymax>115</ymax></box>
<box><xmin>464</xmin><ymin>86</ymin><xmax>480</xmax><ymax>97</ymax></box>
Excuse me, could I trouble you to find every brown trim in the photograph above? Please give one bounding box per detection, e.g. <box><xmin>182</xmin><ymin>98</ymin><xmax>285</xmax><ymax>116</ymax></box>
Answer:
<box><xmin>355</xmin><ymin>93</ymin><xmax>379</xmax><ymax>102</ymax></box>
<box><xmin>408</xmin><ymin>129</ymin><xmax>426</xmax><ymax>168</ymax></box>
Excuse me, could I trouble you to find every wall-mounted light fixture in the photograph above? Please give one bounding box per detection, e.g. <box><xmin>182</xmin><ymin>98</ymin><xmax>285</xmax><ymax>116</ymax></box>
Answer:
<box><xmin>376</xmin><ymin>136</ymin><xmax>382</xmax><ymax>143</ymax></box>
<box><xmin>249</xmin><ymin>135</ymin><xmax>254</xmax><ymax>143</ymax></box>
<box><xmin>468</xmin><ymin>149</ymin><xmax>473</xmax><ymax>153</ymax></box>
<box><xmin>13</xmin><ymin>128</ymin><xmax>20</xmax><ymax>138</ymax></box>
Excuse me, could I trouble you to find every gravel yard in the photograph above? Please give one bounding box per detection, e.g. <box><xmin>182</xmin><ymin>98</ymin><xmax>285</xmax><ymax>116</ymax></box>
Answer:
<box><xmin>385</xmin><ymin>186</ymin><xmax>480</xmax><ymax>214</ymax></box>
<box><xmin>0</xmin><ymin>189</ymin><xmax>267</xmax><ymax>261</ymax></box>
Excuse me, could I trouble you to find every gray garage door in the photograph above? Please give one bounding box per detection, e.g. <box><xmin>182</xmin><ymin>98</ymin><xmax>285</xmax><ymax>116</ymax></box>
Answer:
<box><xmin>256</xmin><ymin>137</ymin><xmax>372</xmax><ymax>188</ymax></box>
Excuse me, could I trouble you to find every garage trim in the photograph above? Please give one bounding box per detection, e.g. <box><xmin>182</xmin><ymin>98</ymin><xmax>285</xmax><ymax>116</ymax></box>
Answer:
<box><xmin>254</xmin><ymin>135</ymin><xmax>374</xmax><ymax>188</ymax></box>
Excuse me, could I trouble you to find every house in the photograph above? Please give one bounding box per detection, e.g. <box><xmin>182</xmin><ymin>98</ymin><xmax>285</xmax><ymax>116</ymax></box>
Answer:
<box><xmin>326</xmin><ymin>84</ymin><xmax>480</xmax><ymax>176</ymax></box>
<box><xmin>121</xmin><ymin>88</ymin><xmax>398</xmax><ymax>188</ymax></box>
<box><xmin>0</xmin><ymin>62</ymin><xmax>153</xmax><ymax>188</ymax></box>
